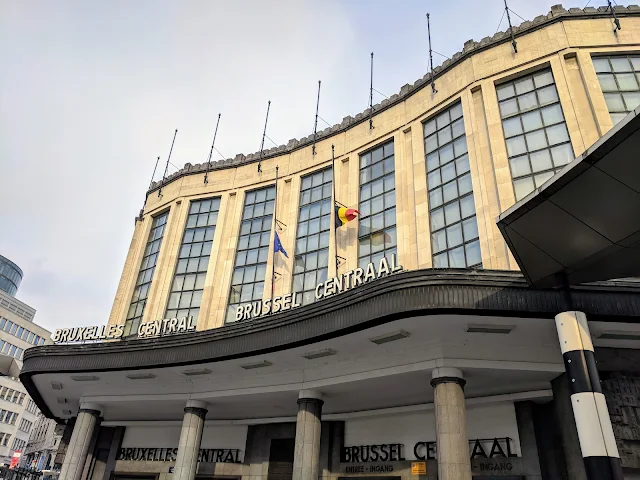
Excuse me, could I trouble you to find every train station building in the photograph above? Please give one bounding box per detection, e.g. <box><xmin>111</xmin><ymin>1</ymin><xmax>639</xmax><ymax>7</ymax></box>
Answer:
<box><xmin>20</xmin><ymin>5</ymin><xmax>640</xmax><ymax>480</ymax></box>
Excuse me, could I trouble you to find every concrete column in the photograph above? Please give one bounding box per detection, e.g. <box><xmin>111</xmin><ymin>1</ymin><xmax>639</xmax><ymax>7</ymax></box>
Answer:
<box><xmin>173</xmin><ymin>400</ymin><xmax>208</xmax><ymax>480</ymax></box>
<box><xmin>59</xmin><ymin>403</ymin><xmax>102</xmax><ymax>480</ymax></box>
<box><xmin>431</xmin><ymin>368</ymin><xmax>472</xmax><ymax>480</ymax></box>
<box><xmin>555</xmin><ymin>311</ymin><xmax>623</xmax><ymax>480</ymax></box>
<box><xmin>292</xmin><ymin>390</ymin><xmax>323</xmax><ymax>480</ymax></box>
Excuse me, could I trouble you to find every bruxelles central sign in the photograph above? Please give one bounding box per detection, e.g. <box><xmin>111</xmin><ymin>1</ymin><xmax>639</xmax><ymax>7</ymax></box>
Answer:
<box><xmin>234</xmin><ymin>254</ymin><xmax>403</xmax><ymax>322</ymax></box>
<box><xmin>51</xmin><ymin>316</ymin><xmax>196</xmax><ymax>343</ymax></box>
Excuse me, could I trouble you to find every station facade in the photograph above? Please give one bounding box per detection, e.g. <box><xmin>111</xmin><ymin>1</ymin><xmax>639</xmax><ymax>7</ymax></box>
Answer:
<box><xmin>20</xmin><ymin>5</ymin><xmax>640</xmax><ymax>480</ymax></box>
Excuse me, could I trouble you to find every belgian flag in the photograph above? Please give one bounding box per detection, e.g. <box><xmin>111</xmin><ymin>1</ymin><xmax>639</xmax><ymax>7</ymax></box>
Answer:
<box><xmin>335</xmin><ymin>204</ymin><xmax>359</xmax><ymax>228</ymax></box>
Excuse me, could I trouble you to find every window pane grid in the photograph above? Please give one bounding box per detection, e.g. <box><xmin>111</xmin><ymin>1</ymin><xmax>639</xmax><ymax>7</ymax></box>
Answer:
<box><xmin>358</xmin><ymin>140</ymin><xmax>397</xmax><ymax>269</ymax></box>
<box><xmin>164</xmin><ymin>198</ymin><xmax>221</xmax><ymax>328</ymax></box>
<box><xmin>496</xmin><ymin>69</ymin><xmax>572</xmax><ymax>201</ymax></box>
<box><xmin>424</xmin><ymin>101</ymin><xmax>482</xmax><ymax>269</ymax></box>
<box><xmin>123</xmin><ymin>212</ymin><xmax>169</xmax><ymax>336</ymax></box>
<box><xmin>226</xmin><ymin>186</ymin><xmax>276</xmax><ymax>323</ymax></box>
<box><xmin>293</xmin><ymin>168</ymin><xmax>332</xmax><ymax>306</ymax></box>
<box><xmin>593</xmin><ymin>55</ymin><xmax>640</xmax><ymax>125</ymax></box>
<box><xmin>0</xmin><ymin>317</ymin><xmax>43</xmax><ymax>345</ymax></box>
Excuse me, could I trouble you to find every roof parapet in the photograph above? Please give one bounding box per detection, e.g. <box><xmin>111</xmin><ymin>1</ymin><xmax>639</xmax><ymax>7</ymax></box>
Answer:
<box><xmin>147</xmin><ymin>4</ymin><xmax>640</xmax><ymax>193</ymax></box>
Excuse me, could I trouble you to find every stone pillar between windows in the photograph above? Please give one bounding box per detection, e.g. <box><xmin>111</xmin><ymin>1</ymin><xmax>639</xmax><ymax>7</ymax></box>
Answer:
<box><xmin>173</xmin><ymin>400</ymin><xmax>209</xmax><ymax>480</ymax></box>
<box><xmin>292</xmin><ymin>390</ymin><xmax>323</xmax><ymax>480</ymax></box>
<box><xmin>59</xmin><ymin>403</ymin><xmax>102</xmax><ymax>480</ymax></box>
<box><xmin>431</xmin><ymin>368</ymin><xmax>472</xmax><ymax>480</ymax></box>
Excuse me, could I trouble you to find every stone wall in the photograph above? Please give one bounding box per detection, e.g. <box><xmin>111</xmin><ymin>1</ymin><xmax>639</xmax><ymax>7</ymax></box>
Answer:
<box><xmin>602</xmin><ymin>371</ymin><xmax>640</xmax><ymax>470</ymax></box>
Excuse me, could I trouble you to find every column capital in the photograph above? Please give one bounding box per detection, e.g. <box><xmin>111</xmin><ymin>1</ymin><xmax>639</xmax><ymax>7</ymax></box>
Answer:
<box><xmin>184</xmin><ymin>400</ymin><xmax>208</xmax><ymax>417</ymax></box>
<box><xmin>298</xmin><ymin>389</ymin><xmax>323</xmax><ymax>401</ymax></box>
<box><xmin>79</xmin><ymin>402</ymin><xmax>102</xmax><ymax>416</ymax></box>
<box><xmin>430</xmin><ymin>367</ymin><xmax>466</xmax><ymax>387</ymax></box>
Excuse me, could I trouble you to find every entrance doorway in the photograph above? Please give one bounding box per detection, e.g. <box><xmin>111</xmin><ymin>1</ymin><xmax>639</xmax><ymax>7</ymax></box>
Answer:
<box><xmin>267</xmin><ymin>439</ymin><xmax>295</xmax><ymax>480</ymax></box>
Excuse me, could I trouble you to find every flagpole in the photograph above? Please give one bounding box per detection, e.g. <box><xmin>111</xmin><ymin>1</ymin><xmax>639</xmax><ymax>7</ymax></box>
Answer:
<box><xmin>271</xmin><ymin>165</ymin><xmax>279</xmax><ymax>307</ymax></box>
<box><xmin>331</xmin><ymin>145</ymin><xmax>339</xmax><ymax>275</ymax></box>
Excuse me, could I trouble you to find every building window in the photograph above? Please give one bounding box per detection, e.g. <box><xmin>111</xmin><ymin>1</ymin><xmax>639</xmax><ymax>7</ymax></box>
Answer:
<box><xmin>165</xmin><ymin>198</ymin><xmax>221</xmax><ymax>325</ymax></box>
<box><xmin>0</xmin><ymin>318</ymin><xmax>43</xmax><ymax>345</ymax></box>
<box><xmin>123</xmin><ymin>211</ymin><xmax>169</xmax><ymax>336</ymax></box>
<box><xmin>293</xmin><ymin>168</ymin><xmax>332</xmax><ymax>306</ymax></box>
<box><xmin>497</xmin><ymin>68</ymin><xmax>573</xmax><ymax>201</ymax></box>
<box><xmin>0</xmin><ymin>388</ymin><xmax>25</xmax><ymax>405</ymax></box>
<box><xmin>226</xmin><ymin>186</ymin><xmax>275</xmax><ymax>323</ymax></box>
<box><xmin>11</xmin><ymin>438</ymin><xmax>25</xmax><ymax>451</ymax></box>
<box><xmin>358</xmin><ymin>140</ymin><xmax>397</xmax><ymax>269</ymax></box>
<box><xmin>19</xmin><ymin>418</ymin><xmax>32</xmax><ymax>433</ymax></box>
<box><xmin>0</xmin><ymin>433</ymin><xmax>9</xmax><ymax>447</ymax></box>
<box><xmin>0</xmin><ymin>341</ymin><xmax>23</xmax><ymax>360</ymax></box>
<box><xmin>424</xmin><ymin>102</ymin><xmax>482</xmax><ymax>268</ymax></box>
<box><xmin>0</xmin><ymin>409</ymin><xmax>17</xmax><ymax>425</ymax></box>
<box><xmin>593</xmin><ymin>55</ymin><xmax>640</xmax><ymax>126</ymax></box>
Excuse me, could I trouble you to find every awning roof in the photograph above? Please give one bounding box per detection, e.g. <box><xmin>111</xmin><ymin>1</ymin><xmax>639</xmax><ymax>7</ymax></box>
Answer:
<box><xmin>498</xmin><ymin>106</ymin><xmax>640</xmax><ymax>289</ymax></box>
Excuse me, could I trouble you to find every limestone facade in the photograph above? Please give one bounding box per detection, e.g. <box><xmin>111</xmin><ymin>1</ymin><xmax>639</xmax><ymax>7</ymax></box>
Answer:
<box><xmin>106</xmin><ymin>6</ymin><xmax>640</xmax><ymax>332</ymax></box>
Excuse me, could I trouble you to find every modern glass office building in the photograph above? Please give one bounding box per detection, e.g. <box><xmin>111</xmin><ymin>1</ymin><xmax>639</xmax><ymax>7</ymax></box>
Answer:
<box><xmin>0</xmin><ymin>255</ymin><xmax>23</xmax><ymax>298</ymax></box>
<box><xmin>20</xmin><ymin>5</ymin><xmax>640</xmax><ymax>480</ymax></box>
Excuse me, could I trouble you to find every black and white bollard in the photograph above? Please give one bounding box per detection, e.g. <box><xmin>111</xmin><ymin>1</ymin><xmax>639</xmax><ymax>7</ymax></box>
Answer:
<box><xmin>555</xmin><ymin>311</ymin><xmax>624</xmax><ymax>480</ymax></box>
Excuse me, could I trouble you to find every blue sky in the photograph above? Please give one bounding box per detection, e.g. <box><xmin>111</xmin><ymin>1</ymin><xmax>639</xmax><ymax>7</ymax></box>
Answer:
<box><xmin>0</xmin><ymin>1</ymin><xmax>611</xmax><ymax>332</ymax></box>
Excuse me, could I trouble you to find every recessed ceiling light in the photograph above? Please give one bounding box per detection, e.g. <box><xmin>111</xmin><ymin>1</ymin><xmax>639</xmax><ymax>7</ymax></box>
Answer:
<box><xmin>240</xmin><ymin>360</ymin><xmax>272</xmax><ymax>370</ymax></box>
<box><xmin>369</xmin><ymin>330</ymin><xmax>410</xmax><ymax>345</ymax></box>
<box><xmin>126</xmin><ymin>373</ymin><xmax>156</xmax><ymax>380</ymax></box>
<box><xmin>302</xmin><ymin>348</ymin><xmax>337</xmax><ymax>360</ymax></box>
<box><xmin>182</xmin><ymin>368</ymin><xmax>211</xmax><ymax>376</ymax></box>
<box><xmin>62</xmin><ymin>409</ymin><xmax>72</xmax><ymax>416</ymax></box>
<box><xmin>51</xmin><ymin>382</ymin><xmax>63</xmax><ymax>390</ymax></box>
<box><xmin>466</xmin><ymin>324</ymin><xmax>514</xmax><ymax>334</ymax></box>
<box><xmin>71</xmin><ymin>375</ymin><xmax>99</xmax><ymax>382</ymax></box>
<box><xmin>598</xmin><ymin>332</ymin><xmax>640</xmax><ymax>341</ymax></box>
<box><xmin>56</xmin><ymin>397</ymin><xmax>67</xmax><ymax>404</ymax></box>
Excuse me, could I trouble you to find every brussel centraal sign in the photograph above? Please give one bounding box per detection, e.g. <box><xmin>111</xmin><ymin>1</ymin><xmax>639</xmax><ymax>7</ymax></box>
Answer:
<box><xmin>234</xmin><ymin>254</ymin><xmax>403</xmax><ymax>322</ymax></box>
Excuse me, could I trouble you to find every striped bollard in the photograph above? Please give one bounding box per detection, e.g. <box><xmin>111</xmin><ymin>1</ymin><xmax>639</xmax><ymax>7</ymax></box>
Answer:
<box><xmin>555</xmin><ymin>311</ymin><xmax>624</xmax><ymax>480</ymax></box>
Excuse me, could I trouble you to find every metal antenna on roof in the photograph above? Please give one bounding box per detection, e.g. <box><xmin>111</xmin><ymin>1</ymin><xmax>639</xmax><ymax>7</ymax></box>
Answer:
<box><xmin>369</xmin><ymin>53</ymin><xmax>374</xmax><ymax>130</ymax></box>
<box><xmin>608</xmin><ymin>0</ymin><xmax>622</xmax><ymax>32</ymax></box>
<box><xmin>312</xmin><ymin>81</ymin><xmax>321</xmax><ymax>156</ymax></box>
<box><xmin>426</xmin><ymin>13</ymin><xmax>437</xmax><ymax>94</ymax></box>
<box><xmin>258</xmin><ymin>101</ymin><xmax>271</xmax><ymax>174</ymax></box>
<box><xmin>141</xmin><ymin>155</ymin><xmax>161</xmax><ymax>216</ymax></box>
<box><xmin>504</xmin><ymin>0</ymin><xmax>518</xmax><ymax>53</ymax></box>
<box><xmin>149</xmin><ymin>156</ymin><xmax>160</xmax><ymax>191</ymax></box>
<box><xmin>158</xmin><ymin>129</ymin><xmax>178</xmax><ymax>197</ymax></box>
<box><xmin>204</xmin><ymin>113</ymin><xmax>221</xmax><ymax>184</ymax></box>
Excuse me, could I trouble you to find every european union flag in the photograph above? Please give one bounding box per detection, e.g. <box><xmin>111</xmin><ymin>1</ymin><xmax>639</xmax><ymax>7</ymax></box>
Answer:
<box><xmin>273</xmin><ymin>231</ymin><xmax>289</xmax><ymax>258</ymax></box>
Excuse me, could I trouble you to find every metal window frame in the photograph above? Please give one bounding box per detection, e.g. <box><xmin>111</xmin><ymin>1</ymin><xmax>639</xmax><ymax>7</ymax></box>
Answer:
<box><xmin>357</xmin><ymin>139</ymin><xmax>397</xmax><ymax>267</ymax></box>
<box><xmin>293</xmin><ymin>167</ymin><xmax>333</xmax><ymax>305</ymax></box>
<box><xmin>497</xmin><ymin>68</ymin><xmax>572</xmax><ymax>200</ymax></box>
<box><xmin>423</xmin><ymin>101</ymin><xmax>481</xmax><ymax>269</ymax></box>
<box><xmin>226</xmin><ymin>185</ymin><xmax>276</xmax><ymax>323</ymax></box>
<box><xmin>124</xmin><ymin>209</ymin><xmax>171</xmax><ymax>337</ymax></box>
<box><xmin>164</xmin><ymin>198</ymin><xmax>221</xmax><ymax>325</ymax></box>
<box><xmin>593</xmin><ymin>55</ymin><xmax>640</xmax><ymax>120</ymax></box>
